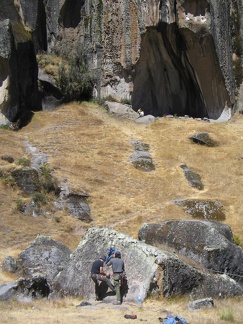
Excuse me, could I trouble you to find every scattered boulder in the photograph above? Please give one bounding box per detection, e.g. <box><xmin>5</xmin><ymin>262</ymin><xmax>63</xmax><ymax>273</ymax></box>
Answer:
<box><xmin>129</xmin><ymin>140</ymin><xmax>155</xmax><ymax>172</ymax></box>
<box><xmin>189</xmin><ymin>133</ymin><xmax>219</xmax><ymax>147</ymax></box>
<box><xmin>1</xmin><ymin>256</ymin><xmax>17</xmax><ymax>273</ymax></box>
<box><xmin>11</xmin><ymin>168</ymin><xmax>41</xmax><ymax>194</ymax></box>
<box><xmin>106</xmin><ymin>102</ymin><xmax>138</xmax><ymax>120</ymax></box>
<box><xmin>65</xmin><ymin>193</ymin><xmax>92</xmax><ymax>222</ymax></box>
<box><xmin>1</xmin><ymin>155</ymin><xmax>14</xmax><ymax>163</ymax></box>
<box><xmin>16</xmin><ymin>236</ymin><xmax>71</xmax><ymax>282</ymax></box>
<box><xmin>138</xmin><ymin>220</ymin><xmax>243</xmax><ymax>285</ymax></box>
<box><xmin>173</xmin><ymin>199</ymin><xmax>225</xmax><ymax>221</ymax></box>
<box><xmin>188</xmin><ymin>297</ymin><xmax>214</xmax><ymax>311</ymax></box>
<box><xmin>56</xmin><ymin>180</ymin><xmax>92</xmax><ymax>222</ymax></box>
<box><xmin>135</xmin><ymin>115</ymin><xmax>156</xmax><ymax>124</ymax></box>
<box><xmin>180</xmin><ymin>164</ymin><xmax>204</xmax><ymax>190</ymax></box>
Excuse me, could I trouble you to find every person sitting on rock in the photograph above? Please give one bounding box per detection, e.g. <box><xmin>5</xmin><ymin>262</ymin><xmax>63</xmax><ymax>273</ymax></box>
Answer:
<box><xmin>107</xmin><ymin>251</ymin><xmax>125</xmax><ymax>305</ymax></box>
<box><xmin>91</xmin><ymin>255</ymin><xmax>115</xmax><ymax>300</ymax></box>
<box><xmin>137</xmin><ymin>108</ymin><xmax>144</xmax><ymax>117</ymax></box>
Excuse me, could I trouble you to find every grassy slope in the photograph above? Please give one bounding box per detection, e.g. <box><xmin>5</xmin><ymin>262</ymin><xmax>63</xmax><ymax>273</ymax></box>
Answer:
<box><xmin>0</xmin><ymin>102</ymin><xmax>243</xmax><ymax>322</ymax></box>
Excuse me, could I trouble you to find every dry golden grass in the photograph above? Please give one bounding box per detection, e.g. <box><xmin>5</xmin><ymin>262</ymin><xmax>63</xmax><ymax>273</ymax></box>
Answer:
<box><xmin>1</xmin><ymin>101</ymin><xmax>243</xmax><ymax>322</ymax></box>
<box><xmin>0</xmin><ymin>296</ymin><xmax>243</xmax><ymax>323</ymax></box>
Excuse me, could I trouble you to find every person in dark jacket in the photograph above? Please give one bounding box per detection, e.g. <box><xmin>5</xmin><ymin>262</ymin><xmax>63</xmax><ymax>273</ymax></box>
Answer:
<box><xmin>91</xmin><ymin>255</ymin><xmax>114</xmax><ymax>300</ymax></box>
<box><xmin>107</xmin><ymin>251</ymin><xmax>125</xmax><ymax>305</ymax></box>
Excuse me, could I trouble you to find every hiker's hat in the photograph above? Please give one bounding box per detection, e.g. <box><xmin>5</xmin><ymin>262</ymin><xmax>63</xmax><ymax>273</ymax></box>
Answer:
<box><xmin>100</xmin><ymin>255</ymin><xmax>106</xmax><ymax>261</ymax></box>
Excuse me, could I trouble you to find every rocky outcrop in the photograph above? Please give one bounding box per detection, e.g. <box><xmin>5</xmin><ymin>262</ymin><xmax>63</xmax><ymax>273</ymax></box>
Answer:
<box><xmin>1</xmin><ymin>0</ymin><xmax>242</xmax><ymax>121</ymax></box>
<box><xmin>51</xmin><ymin>227</ymin><xmax>243</xmax><ymax>300</ymax></box>
<box><xmin>1</xmin><ymin>228</ymin><xmax>243</xmax><ymax>301</ymax></box>
<box><xmin>138</xmin><ymin>220</ymin><xmax>243</xmax><ymax>285</ymax></box>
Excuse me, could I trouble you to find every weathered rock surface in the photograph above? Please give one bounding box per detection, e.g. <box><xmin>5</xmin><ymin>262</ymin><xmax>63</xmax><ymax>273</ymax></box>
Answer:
<box><xmin>51</xmin><ymin>227</ymin><xmax>243</xmax><ymax>300</ymax></box>
<box><xmin>189</xmin><ymin>133</ymin><xmax>219</xmax><ymax>147</ymax></box>
<box><xmin>138</xmin><ymin>220</ymin><xmax>243</xmax><ymax>285</ymax></box>
<box><xmin>56</xmin><ymin>180</ymin><xmax>92</xmax><ymax>222</ymax></box>
<box><xmin>129</xmin><ymin>140</ymin><xmax>155</xmax><ymax>172</ymax></box>
<box><xmin>2</xmin><ymin>228</ymin><xmax>243</xmax><ymax>301</ymax></box>
<box><xmin>180</xmin><ymin>164</ymin><xmax>204</xmax><ymax>190</ymax></box>
<box><xmin>11</xmin><ymin>168</ymin><xmax>41</xmax><ymax>194</ymax></box>
<box><xmin>16</xmin><ymin>236</ymin><xmax>71</xmax><ymax>282</ymax></box>
<box><xmin>173</xmin><ymin>199</ymin><xmax>226</xmax><ymax>221</ymax></box>
<box><xmin>188</xmin><ymin>297</ymin><xmax>214</xmax><ymax>311</ymax></box>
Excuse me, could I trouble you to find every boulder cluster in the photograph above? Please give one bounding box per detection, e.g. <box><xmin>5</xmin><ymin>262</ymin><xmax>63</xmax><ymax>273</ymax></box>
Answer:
<box><xmin>1</xmin><ymin>222</ymin><xmax>243</xmax><ymax>303</ymax></box>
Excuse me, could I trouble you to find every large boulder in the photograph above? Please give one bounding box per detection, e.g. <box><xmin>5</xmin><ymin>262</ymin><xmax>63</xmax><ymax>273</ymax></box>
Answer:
<box><xmin>51</xmin><ymin>227</ymin><xmax>243</xmax><ymax>301</ymax></box>
<box><xmin>16</xmin><ymin>236</ymin><xmax>71</xmax><ymax>282</ymax></box>
<box><xmin>138</xmin><ymin>220</ymin><xmax>243</xmax><ymax>285</ymax></box>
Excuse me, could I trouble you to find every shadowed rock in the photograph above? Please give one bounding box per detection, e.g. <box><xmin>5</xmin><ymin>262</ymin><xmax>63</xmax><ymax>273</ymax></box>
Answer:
<box><xmin>180</xmin><ymin>164</ymin><xmax>204</xmax><ymax>190</ymax></box>
<box><xmin>0</xmin><ymin>276</ymin><xmax>50</xmax><ymax>301</ymax></box>
<box><xmin>173</xmin><ymin>199</ymin><xmax>225</xmax><ymax>221</ymax></box>
<box><xmin>1</xmin><ymin>155</ymin><xmax>14</xmax><ymax>163</ymax></box>
<box><xmin>138</xmin><ymin>220</ymin><xmax>243</xmax><ymax>285</ymax></box>
<box><xmin>189</xmin><ymin>133</ymin><xmax>219</xmax><ymax>147</ymax></box>
<box><xmin>11</xmin><ymin>168</ymin><xmax>41</xmax><ymax>194</ymax></box>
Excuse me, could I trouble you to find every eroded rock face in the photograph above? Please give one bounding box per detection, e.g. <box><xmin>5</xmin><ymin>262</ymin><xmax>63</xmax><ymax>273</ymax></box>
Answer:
<box><xmin>1</xmin><ymin>0</ymin><xmax>241</xmax><ymax>120</ymax></box>
<box><xmin>0</xmin><ymin>1</ymin><xmax>39</xmax><ymax>126</ymax></box>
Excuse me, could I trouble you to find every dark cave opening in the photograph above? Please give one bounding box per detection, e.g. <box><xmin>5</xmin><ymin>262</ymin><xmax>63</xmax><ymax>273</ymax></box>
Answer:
<box><xmin>132</xmin><ymin>22</ymin><xmax>231</xmax><ymax>119</ymax></box>
<box><xmin>59</xmin><ymin>0</ymin><xmax>85</xmax><ymax>28</ymax></box>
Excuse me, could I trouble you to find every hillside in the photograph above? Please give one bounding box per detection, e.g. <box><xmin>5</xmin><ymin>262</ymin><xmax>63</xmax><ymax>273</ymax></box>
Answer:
<box><xmin>1</xmin><ymin>102</ymin><xmax>243</xmax><ymax>322</ymax></box>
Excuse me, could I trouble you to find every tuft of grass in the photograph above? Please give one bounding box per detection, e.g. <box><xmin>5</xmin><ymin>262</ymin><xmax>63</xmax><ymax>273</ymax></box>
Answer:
<box><xmin>17</xmin><ymin>157</ymin><xmax>31</xmax><ymax>167</ymax></box>
<box><xmin>220</xmin><ymin>308</ymin><xmax>235</xmax><ymax>321</ymax></box>
<box><xmin>16</xmin><ymin>199</ymin><xmax>26</xmax><ymax>213</ymax></box>
<box><xmin>233</xmin><ymin>234</ymin><xmax>242</xmax><ymax>247</ymax></box>
<box><xmin>31</xmin><ymin>192</ymin><xmax>46</xmax><ymax>205</ymax></box>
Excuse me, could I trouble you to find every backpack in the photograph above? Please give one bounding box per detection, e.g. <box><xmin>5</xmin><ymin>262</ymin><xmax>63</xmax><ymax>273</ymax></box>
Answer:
<box><xmin>162</xmin><ymin>315</ymin><xmax>187</xmax><ymax>324</ymax></box>
<box><xmin>163</xmin><ymin>318</ymin><xmax>177</xmax><ymax>324</ymax></box>
<box><xmin>175</xmin><ymin>316</ymin><xmax>187</xmax><ymax>324</ymax></box>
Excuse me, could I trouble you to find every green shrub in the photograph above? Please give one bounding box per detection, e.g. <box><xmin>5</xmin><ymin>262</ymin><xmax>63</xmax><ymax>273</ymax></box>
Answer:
<box><xmin>0</xmin><ymin>125</ymin><xmax>11</xmax><ymax>130</ymax></box>
<box><xmin>16</xmin><ymin>199</ymin><xmax>26</xmax><ymax>213</ymax></box>
<box><xmin>233</xmin><ymin>234</ymin><xmax>242</xmax><ymax>247</ymax></box>
<box><xmin>57</xmin><ymin>44</ymin><xmax>94</xmax><ymax>101</ymax></box>
<box><xmin>39</xmin><ymin>164</ymin><xmax>59</xmax><ymax>194</ymax></box>
<box><xmin>32</xmin><ymin>192</ymin><xmax>46</xmax><ymax>205</ymax></box>
<box><xmin>17</xmin><ymin>157</ymin><xmax>31</xmax><ymax>167</ymax></box>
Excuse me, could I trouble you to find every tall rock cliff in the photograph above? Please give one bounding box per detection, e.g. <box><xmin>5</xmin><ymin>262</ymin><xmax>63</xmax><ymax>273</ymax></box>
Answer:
<box><xmin>0</xmin><ymin>0</ymin><xmax>242</xmax><ymax>124</ymax></box>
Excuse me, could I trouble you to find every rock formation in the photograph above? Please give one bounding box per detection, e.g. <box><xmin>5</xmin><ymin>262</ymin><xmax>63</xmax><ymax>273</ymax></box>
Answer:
<box><xmin>1</xmin><ymin>227</ymin><xmax>243</xmax><ymax>302</ymax></box>
<box><xmin>138</xmin><ymin>220</ymin><xmax>243</xmax><ymax>285</ymax></box>
<box><xmin>0</xmin><ymin>0</ymin><xmax>242</xmax><ymax>125</ymax></box>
